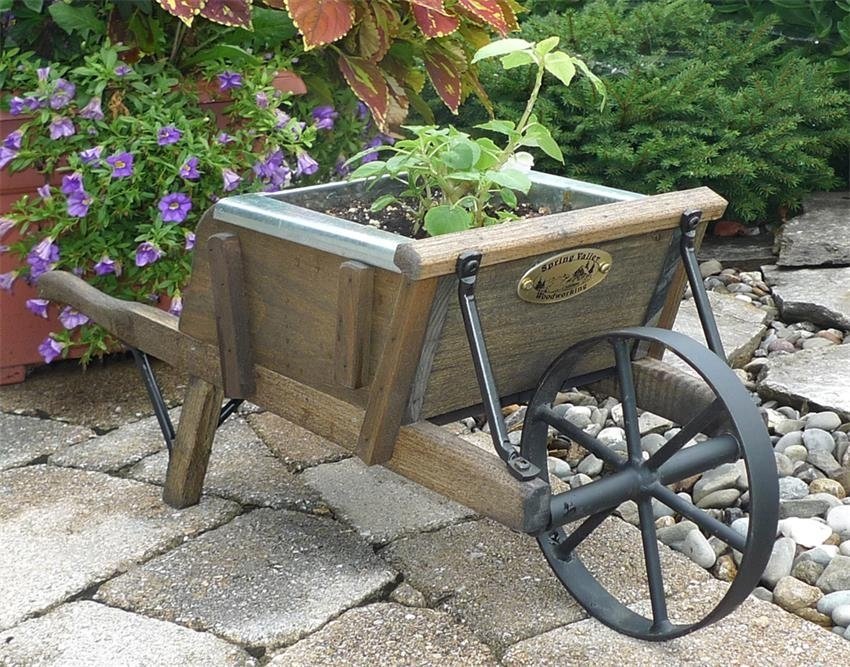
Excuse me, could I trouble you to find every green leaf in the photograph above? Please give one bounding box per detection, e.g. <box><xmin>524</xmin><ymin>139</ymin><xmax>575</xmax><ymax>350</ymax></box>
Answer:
<box><xmin>521</xmin><ymin>123</ymin><xmax>564</xmax><ymax>162</ymax></box>
<box><xmin>370</xmin><ymin>194</ymin><xmax>397</xmax><ymax>212</ymax></box>
<box><xmin>22</xmin><ymin>0</ymin><xmax>43</xmax><ymax>12</ymax></box>
<box><xmin>499</xmin><ymin>188</ymin><xmax>518</xmax><ymax>208</ymax></box>
<box><xmin>544</xmin><ymin>52</ymin><xmax>576</xmax><ymax>87</ymax></box>
<box><xmin>182</xmin><ymin>45</ymin><xmax>260</xmax><ymax>68</ymax></box>
<box><xmin>442</xmin><ymin>140</ymin><xmax>479</xmax><ymax>171</ymax></box>
<box><xmin>500</xmin><ymin>51</ymin><xmax>535</xmax><ymax>70</ymax></box>
<box><xmin>349</xmin><ymin>161</ymin><xmax>388</xmax><ymax>180</ymax></box>
<box><xmin>446</xmin><ymin>171</ymin><xmax>482</xmax><ymax>182</ymax></box>
<box><xmin>472</xmin><ymin>38</ymin><xmax>532</xmax><ymax>63</ymax></box>
<box><xmin>48</xmin><ymin>2</ymin><xmax>105</xmax><ymax>39</ymax></box>
<box><xmin>475</xmin><ymin>119</ymin><xmax>516</xmax><ymax>136</ymax></box>
<box><xmin>535</xmin><ymin>36</ymin><xmax>560</xmax><ymax>55</ymax></box>
<box><xmin>0</xmin><ymin>0</ymin><xmax>13</xmax><ymax>11</ymax></box>
<box><xmin>424</xmin><ymin>205</ymin><xmax>473</xmax><ymax>236</ymax></box>
<box><xmin>487</xmin><ymin>169</ymin><xmax>532</xmax><ymax>194</ymax></box>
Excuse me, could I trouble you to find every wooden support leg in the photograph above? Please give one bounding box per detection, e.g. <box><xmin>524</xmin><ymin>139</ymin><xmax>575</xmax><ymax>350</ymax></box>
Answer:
<box><xmin>163</xmin><ymin>376</ymin><xmax>224</xmax><ymax>508</ymax></box>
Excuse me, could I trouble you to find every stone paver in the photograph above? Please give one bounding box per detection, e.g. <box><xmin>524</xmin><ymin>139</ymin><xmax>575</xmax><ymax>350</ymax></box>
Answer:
<box><xmin>49</xmin><ymin>409</ymin><xmax>178</xmax><ymax>473</ymax></box>
<box><xmin>762</xmin><ymin>265</ymin><xmax>850</xmax><ymax>330</ymax></box>
<box><xmin>380</xmin><ymin>518</ymin><xmax>710</xmax><ymax>652</ymax></box>
<box><xmin>668</xmin><ymin>291</ymin><xmax>769</xmax><ymax>369</ymax></box>
<box><xmin>127</xmin><ymin>417</ymin><xmax>322</xmax><ymax>512</ymax></box>
<box><xmin>0</xmin><ymin>465</ymin><xmax>239</xmax><ymax>631</ymax></box>
<box><xmin>267</xmin><ymin>602</ymin><xmax>498</xmax><ymax>666</ymax></box>
<box><xmin>95</xmin><ymin>508</ymin><xmax>398</xmax><ymax>649</ymax></box>
<box><xmin>247</xmin><ymin>412</ymin><xmax>349</xmax><ymax>471</ymax></box>
<box><xmin>778</xmin><ymin>191</ymin><xmax>850</xmax><ymax>267</ymax></box>
<box><xmin>0</xmin><ymin>601</ymin><xmax>255</xmax><ymax>666</ymax></box>
<box><xmin>0</xmin><ymin>356</ymin><xmax>186</xmax><ymax>431</ymax></box>
<box><xmin>301</xmin><ymin>457</ymin><xmax>475</xmax><ymax>544</ymax></box>
<box><xmin>501</xmin><ymin>578</ymin><xmax>850</xmax><ymax>666</ymax></box>
<box><xmin>0</xmin><ymin>413</ymin><xmax>93</xmax><ymax>471</ymax></box>
<box><xmin>758</xmin><ymin>344</ymin><xmax>850</xmax><ymax>420</ymax></box>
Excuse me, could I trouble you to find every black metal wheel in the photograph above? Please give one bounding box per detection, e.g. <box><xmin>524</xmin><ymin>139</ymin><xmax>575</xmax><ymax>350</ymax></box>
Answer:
<box><xmin>520</xmin><ymin>326</ymin><xmax>778</xmax><ymax>640</ymax></box>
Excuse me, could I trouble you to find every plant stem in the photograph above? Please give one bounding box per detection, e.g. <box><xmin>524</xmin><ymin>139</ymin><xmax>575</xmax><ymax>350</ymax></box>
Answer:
<box><xmin>169</xmin><ymin>24</ymin><xmax>186</xmax><ymax>66</ymax></box>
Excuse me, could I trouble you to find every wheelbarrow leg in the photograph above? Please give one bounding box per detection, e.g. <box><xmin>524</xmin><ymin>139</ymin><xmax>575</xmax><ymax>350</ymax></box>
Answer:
<box><xmin>163</xmin><ymin>376</ymin><xmax>224</xmax><ymax>508</ymax></box>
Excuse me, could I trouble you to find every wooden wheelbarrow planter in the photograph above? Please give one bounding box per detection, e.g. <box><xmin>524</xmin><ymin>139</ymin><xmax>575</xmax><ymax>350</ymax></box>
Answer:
<box><xmin>41</xmin><ymin>172</ymin><xmax>778</xmax><ymax>640</ymax></box>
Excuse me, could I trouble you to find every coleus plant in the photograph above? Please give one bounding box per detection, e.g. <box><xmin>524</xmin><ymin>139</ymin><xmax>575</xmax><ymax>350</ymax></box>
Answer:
<box><xmin>155</xmin><ymin>0</ymin><xmax>521</xmax><ymax>129</ymax></box>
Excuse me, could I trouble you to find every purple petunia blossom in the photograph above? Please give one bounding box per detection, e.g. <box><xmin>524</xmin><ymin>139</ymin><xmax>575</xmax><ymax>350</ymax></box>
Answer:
<box><xmin>115</xmin><ymin>63</ymin><xmax>132</xmax><ymax>77</ymax></box>
<box><xmin>37</xmin><ymin>184</ymin><xmax>51</xmax><ymax>199</ymax></box>
<box><xmin>94</xmin><ymin>256</ymin><xmax>117</xmax><ymax>276</ymax></box>
<box><xmin>295</xmin><ymin>151</ymin><xmax>319</xmax><ymax>177</ymax></box>
<box><xmin>179</xmin><ymin>156</ymin><xmax>200</xmax><ymax>180</ymax></box>
<box><xmin>9</xmin><ymin>96</ymin><xmax>24</xmax><ymax>115</ymax></box>
<box><xmin>23</xmin><ymin>96</ymin><xmax>44</xmax><ymax>112</ymax></box>
<box><xmin>37</xmin><ymin>67</ymin><xmax>51</xmax><ymax>82</ymax></box>
<box><xmin>216</xmin><ymin>132</ymin><xmax>235</xmax><ymax>144</ymax></box>
<box><xmin>273</xmin><ymin>109</ymin><xmax>290</xmax><ymax>129</ymax></box>
<box><xmin>38</xmin><ymin>336</ymin><xmax>64</xmax><ymax>363</ymax></box>
<box><xmin>217</xmin><ymin>71</ymin><xmax>243</xmax><ymax>91</ymax></box>
<box><xmin>0</xmin><ymin>271</ymin><xmax>15</xmax><ymax>291</ymax></box>
<box><xmin>106</xmin><ymin>152</ymin><xmax>133</xmax><ymax>178</ymax></box>
<box><xmin>157</xmin><ymin>125</ymin><xmax>181</xmax><ymax>145</ymax></box>
<box><xmin>59</xmin><ymin>305</ymin><xmax>89</xmax><ymax>329</ymax></box>
<box><xmin>3</xmin><ymin>130</ymin><xmax>22</xmax><ymax>150</ymax></box>
<box><xmin>252</xmin><ymin>150</ymin><xmax>291</xmax><ymax>190</ymax></box>
<box><xmin>158</xmin><ymin>192</ymin><xmax>192</xmax><ymax>224</ymax></box>
<box><xmin>255</xmin><ymin>91</ymin><xmax>269</xmax><ymax>109</ymax></box>
<box><xmin>135</xmin><ymin>242</ymin><xmax>162</xmax><ymax>267</ymax></box>
<box><xmin>26</xmin><ymin>298</ymin><xmax>49</xmax><ymax>318</ymax></box>
<box><xmin>49</xmin><ymin>117</ymin><xmax>75</xmax><ymax>140</ymax></box>
<box><xmin>184</xmin><ymin>232</ymin><xmax>196</xmax><ymax>251</ymax></box>
<box><xmin>61</xmin><ymin>172</ymin><xmax>83</xmax><ymax>195</ymax></box>
<box><xmin>356</xmin><ymin>100</ymin><xmax>370</xmax><ymax>121</ymax></box>
<box><xmin>27</xmin><ymin>238</ymin><xmax>59</xmax><ymax>279</ymax></box>
<box><xmin>361</xmin><ymin>133</ymin><xmax>395</xmax><ymax>163</ymax></box>
<box><xmin>168</xmin><ymin>295</ymin><xmax>183</xmax><ymax>316</ymax></box>
<box><xmin>66</xmin><ymin>189</ymin><xmax>92</xmax><ymax>217</ymax></box>
<box><xmin>0</xmin><ymin>146</ymin><xmax>17</xmax><ymax>169</ymax></box>
<box><xmin>79</xmin><ymin>97</ymin><xmax>104</xmax><ymax>120</ymax></box>
<box><xmin>222</xmin><ymin>168</ymin><xmax>242</xmax><ymax>192</ymax></box>
<box><xmin>49</xmin><ymin>78</ymin><xmax>75</xmax><ymax>110</ymax></box>
<box><xmin>312</xmin><ymin>105</ymin><xmax>338</xmax><ymax>131</ymax></box>
<box><xmin>79</xmin><ymin>146</ymin><xmax>103</xmax><ymax>165</ymax></box>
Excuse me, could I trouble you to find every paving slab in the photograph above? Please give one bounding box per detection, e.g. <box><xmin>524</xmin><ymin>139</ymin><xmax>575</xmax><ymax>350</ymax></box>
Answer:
<box><xmin>300</xmin><ymin>457</ymin><xmax>475</xmax><ymax>544</ymax></box>
<box><xmin>380</xmin><ymin>518</ymin><xmax>710</xmax><ymax>652</ymax></box>
<box><xmin>777</xmin><ymin>191</ymin><xmax>850</xmax><ymax>267</ymax></box>
<box><xmin>501</xmin><ymin>578</ymin><xmax>850</xmax><ymax>666</ymax></box>
<box><xmin>0</xmin><ymin>355</ymin><xmax>187</xmax><ymax>431</ymax></box>
<box><xmin>49</xmin><ymin>409</ymin><xmax>179</xmax><ymax>473</ymax></box>
<box><xmin>267</xmin><ymin>602</ymin><xmax>498</xmax><ymax>666</ymax></box>
<box><xmin>667</xmin><ymin>291</ymin><xmax>769</xmax><ymax>370</ymax></box>
<box><xmin>247</xmin><ymin>412</ymin><xmax>349</xmax><ymax>471</ymax></box>
<box><xmin>0</xmin><ymin>601</ymin><xmax>255</xmax><ymax>666</ymax></box>
<box><xmin>758</xmin><ymin>344</ymin><xmax>850</xmax><ymax>420</ymax></box>
<box><xmin>0</xmin><ymin>413</ymin><xmax>93</xmax><ymax>470</ymax></box>
<box><xmin>0</xmin><ymin>465</ymin><xmax>239</xmax><ymax>631</ymax></box>
<box><xmin>762</xmin><ymin>264</ymin><xmax>850</xmax><ymax>329</ymax></box>
<box><xmin>127</xmin><ymin>417</ymin><xmax>323</xmax><ymax>512</ymax></box>
<box><xmin>95</xmin><ymin>508</ymin><xmax>398</xmax><ymax>649</ymax></box>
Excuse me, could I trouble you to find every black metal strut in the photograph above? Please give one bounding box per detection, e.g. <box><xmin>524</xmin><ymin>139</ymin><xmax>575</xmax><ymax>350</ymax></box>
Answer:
<box><xmin>456</xmin><ymin>251</ymin><xmax>541</xmax><ymax>482</ymax></box>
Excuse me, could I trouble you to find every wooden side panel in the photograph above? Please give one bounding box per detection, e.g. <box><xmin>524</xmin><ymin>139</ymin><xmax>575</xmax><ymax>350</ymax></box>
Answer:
<box><xmin>334</xmin><ymin>261</ymin><xmax>374</xmax><ymax>389</ymax></box>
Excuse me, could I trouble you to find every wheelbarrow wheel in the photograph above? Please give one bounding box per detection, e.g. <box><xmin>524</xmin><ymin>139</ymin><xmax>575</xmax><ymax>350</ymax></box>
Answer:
<box><xmin>520</xmin><ymin>326</ymin><xmax>778</xmax><ymax>640</ymax></box>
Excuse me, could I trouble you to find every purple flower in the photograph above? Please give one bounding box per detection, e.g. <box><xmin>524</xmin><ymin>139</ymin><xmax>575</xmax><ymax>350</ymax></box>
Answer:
<box><xmin>184</xmin><ymin>232</ymin><xmax>196</xmax><ymax>251</ymax></box>
<box><xmin>255</xmin><ymin>91</ymin><xmax>269</xmax><ymax>109</ymax></box>
<box><xmin>27</xmin><ymin>238</ymin><xmax>60</xmax><ymax>279</ymax></box>
<box><xmin>66</xmin><ymin>189</ymin><xmax>92</xmax><ymax>217</ymax></box>
<box><xmin>106</xmin><ymin>151</ymin><xmax>134</xmax><ymax>178</ymax></box>
<box><xmin>222</xmin><ymin>168</ymin><xmax>242</xmax><ymax>192</ymax></box>
<box><xmin>9</xmin><ymin>96</ymin><xmax>25</xmax><ymax>115</ymax></box>
<box><xmin>26</xmin><ymin>298</ymin><xmax>49</xmax><ymax>318</ymax></box>
<box><xmin>115</xmin><ymin>63</ymin><xmax>132</xmax><ymax>77</ymax></box>
<box><xmin>49</xmin><ymin>78</ymin><xmax>75</xmax><ymax>110</ymax></box>
<box><xmin>0</xmin><ymin>271</ymin><xmax>16</xmax><ymax>291</ymax></box>
<box><xmin>79</xmin><ymin>146</ymin><xmax>103</xmax><ymax>165</ymax></box>
<box><xmin>356</xmin><ymin>101</ymin><xmax>370</xmax><ymax>121</ymax></box>
<box><xmin>295</xmin><ymin>151</ymin><xmax>319</xmax><ymax>177</ymax></box>
<box><xmin>38</xmin><ymin>336</ymin><xmax>64</xmax><ymax>363</ymax></box>
<box><xmin>158</xmin><ymin>192</ymin><xmax>192</xmax><ymax>223</ymax></box>
<box><xmin>312</xmin><ymin>105</ymin><xmax>338</xmax><ymax>131</ymax></box>
<box><xmin>157</xmin><ymin>125</ymin><xmax>182</xmax><ymax>145</ymax></box>
<box><xmin>334</xmin><ymin>156</ymin><xmax>350</xmax><ymax>178</ymax></box>
<box><xmin>168</xmin><ymin>295</ymin><xmax>183</xmax><ymax>316</ymax></box>
<box><xmin>79</xmin><ymin>97</ymin><xmax>104</xmax><ymax>121</ymax></box>
<box><xmin>3</xmin><ymin>130</ymin><xmax>22</xmax><ymax>150</ymax></box>
<box><xmin>0</xmin><ymin>218</ymin><xmax>13</xmax><ymax>239</ymax></box>
<box><xmin>37</xmin><ymin>67</ymin><xmax>51</xmax><ymax>82</ymax></box>
<box><xmin>94</xmin><ymin>256</ymin><xmax>117</xmax><ymax>276</ymax></box>
<box><xmin>37</xmin><ymin>184</ymin><xmax>52</xmax><ymax>199</ymax></box>
<box><xmin>23</xmin><ymin>96</ymin><xmax>44</xmax><ymax>112</ymax></box>
<box><xmin>59</xmin><ymin>306</ymin><xmax>89</xmax><ymax>329</ymax></box>
<box><xmin>179</xmin><ymin>156</ymin><xmax>200</xmax><ymax>180</ymax></box>
<box><xmin>135</xmin><ymin>242</ymin><xmax>162</xmax><ymax>267</ymax></box>
<box><xmin>216</xmin><ymin>132</ymin><xmax>235</xmax><ymax>144</ymax></box>
<box><xmin>273</xmin><ymin>109</ymin><xmax>290</xmax><ymax>129</ymax></box>
<box><xmin>49</xmin><ymin>117</ymin><xmax>75</xmax><ymax>140</ymax></box>
<box><xmin>0</xmin><ymin>146</ymin><xmax>17</xmax><ymax>169</ymax></box>
<box><xmin>361</xmin><ymin>133</ymin><xmax>395</xmax><ymax>162</ymax></box>
<box><xmin>217</xmin><ymin>71</ymin><xmax>243</xmax><ymax>91</ymax></box>
<box><xmin>61</xmin><ymin>172</ymin><xmax>83</xmax><ymax>195</ymax></box>
<box><xmin>252</xmin><ymin>150</ymin><xmax>291</xmax><ymax>190</ymax></box>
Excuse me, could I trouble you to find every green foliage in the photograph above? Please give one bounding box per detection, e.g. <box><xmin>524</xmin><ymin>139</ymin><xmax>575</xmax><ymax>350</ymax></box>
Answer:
<box><xmin>448</xmin><ymin>0</ymin><xmax>850</xmax><ymax>223</ymax></box>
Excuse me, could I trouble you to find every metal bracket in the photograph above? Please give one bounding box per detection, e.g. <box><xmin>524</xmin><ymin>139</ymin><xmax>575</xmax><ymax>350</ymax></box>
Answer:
<box><xmin>456</xmin><ymin>251</ymin><xmax>541</xmax><ymax>482</ymax></box>
<box><xmin>679</xmin><ymin>210</ymin><xmax>727</xmax><ymax>363</ymax></box>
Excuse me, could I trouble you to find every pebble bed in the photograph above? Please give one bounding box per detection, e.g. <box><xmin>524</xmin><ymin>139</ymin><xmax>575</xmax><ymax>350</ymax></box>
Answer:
<box><xmin>454</xmin><ymin>259</ymin><xmax>850</xmax><ymax>639</ymax></box>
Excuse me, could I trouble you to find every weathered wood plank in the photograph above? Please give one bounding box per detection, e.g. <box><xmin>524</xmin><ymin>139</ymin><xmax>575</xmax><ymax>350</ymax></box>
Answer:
<box><xmin>357</xmin><ymin>277</ymin><xmax>439</xmax><ymax>464</ymax></box>
<box><xmin>208</xmin><ymin>233</ymin><xmax>255</xmax><ymax>398</ymax></box>
<box><xmin>334</xmin><ymin>261</ymin><xmax>374</xmax><ymax>389</ymax></box>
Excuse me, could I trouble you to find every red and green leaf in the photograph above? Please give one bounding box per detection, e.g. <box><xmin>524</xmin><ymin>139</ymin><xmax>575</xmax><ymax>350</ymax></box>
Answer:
<box><xmin>384</xmin><ymin>74</ymin><xmax>410</xmax><ymax>131</ymax></box>
<box><xmin>260</xmin><ymin>0</ymin><xmax>286</xmax><ymax>7</ymax></box>
<box><xmin>285</xmin><ymin>0</ymin><xmax>355</xmax><ymax>49</ymax></box>
<box><xmin>156</xmin><ymin>0</ymin><xmax>206</xmax><ymax>26</ymax></box>
<box><xmin>424</xmin><ymin>48</ymin><xmax>462</xmax><ymax>113</ymax></box>
<box><xmin>357</xmin><ymin>5</ymin><xmax>393</xmax><ymax>61</ymax></box>
<box><xmin>338</xmin><ymin>54</ymin><xmax>390</xmax><ymax>128</ymax></box>
<box><xmin>200</xmin><ymin>0</ymin><xmax>253</xmax><ymax>29</ymax></box>
<box><xmin>456</xmin><ymin>0</ymin><xmax>510</xmax><ymax>35</ymax></box>
<box><xmin>407</xmin><ymin>0</ymin><xmax>448</xmax><ymax>11</ymax></box>
<box><xmin>411</xmin><ymin>2</ymin><xmax>459</xmax><ymax>38</ymax></box>
<box><xmin>496</xmin><ymin>0</ymin><xmax>519</xmax><ymax>32</ymax></box>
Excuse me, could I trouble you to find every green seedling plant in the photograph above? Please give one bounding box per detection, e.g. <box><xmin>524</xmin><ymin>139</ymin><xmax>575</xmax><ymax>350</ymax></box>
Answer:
<box><xmin>347</xmin><ymin>36</ymin><xmax>605</xmax><ymax>236</ymax></box>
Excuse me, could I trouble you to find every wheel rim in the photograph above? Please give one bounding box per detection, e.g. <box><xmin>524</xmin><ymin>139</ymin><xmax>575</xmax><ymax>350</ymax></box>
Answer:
<box><xmin>520</xmin><ymin>326</ymin><xmax>778</xmax><ymax>640</ymax></box>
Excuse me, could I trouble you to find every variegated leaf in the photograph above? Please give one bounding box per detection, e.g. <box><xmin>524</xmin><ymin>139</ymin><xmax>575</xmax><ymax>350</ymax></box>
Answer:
<box><xmin>156</xmin><ymin>0</ymin><xmax>206</xmax><ymax>26</ymax></box>
<box><xmin>338</xmin><ymin>54</ymin><xmax>390</xmax><ymax>128</ymax></box>
<box><xmin>286</xmin><ymin>0</ymin><xmax>355</xmax><ymax>49</ymax></box>
<box><xmin>200</xmin><ymin>0</ymin><xmax>252</xmax><ymax>28</ymax></box>
<box><xmin>424</xmin><ymin>48</ymin><xmax>462</xmax><ymax>113</ymax></box>
<box><xmin>411</xmin><ymin>2</ymin><xmax>459</xmax><ymax>38</ymax></box>
<box><xmin>457</xmin><ymin>0</ymin><xmax>509</xmax><ymax>35</ymax></box>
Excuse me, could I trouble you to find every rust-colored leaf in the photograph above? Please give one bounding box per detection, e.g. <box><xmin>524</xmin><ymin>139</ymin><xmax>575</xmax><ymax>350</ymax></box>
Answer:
<box><xmin>261</xmin><ymin>0</ymin><xmax>286</xmax><ymax>7</ymax></box>
<box><xmin>338</xmin><ymin>54</ymin><xmax>390</xmax><ymax>128</ymax></box>
<box><xmin>412</xmin><ymin>3</ymin><xmax>459</xmax><ymax>39</ymax></box>
<box><xmin>200</xmin><ymin>0</ymin><xmax>253</xmax><ymax>28</ymax></box>
<box><xmin>156</xmin><ymin>0</ymin><xmax>206</xmax><ymax>26</ymax></box>
<box><xmin>424</xmin><ymin>48</ymin><xmax>462</xmax><ymax>113</ymax></box>
<box><xmin>457</xmin><ymin>0</ymin><xmax>509</xmax><ymax>35</ymax></box>
<box><xmin>407</xmin><ymin>0</ymin><xmax>447</xmax><ymax>11</ymax></box>
<box><xmin>496</xmin><ymin>0</ymin><xmax>519</xmax><ymax>32</ymax></box>
<box><xmin>285</xmin><ymin>0</ymin><xmax>355</xmax><ymax>49</ymax></box>
<box><xmin>384</xmin><ymin>75</ymin><xmax>409</xmax><ymax>133</ymax></box>
<box><xmin>357</xmin><ymin>5</ymin><xmax>392</xmax><ymax>61</ymax></box>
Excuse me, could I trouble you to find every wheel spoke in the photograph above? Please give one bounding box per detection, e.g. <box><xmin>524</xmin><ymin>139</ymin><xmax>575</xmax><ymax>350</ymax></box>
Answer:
<box><xmin>657</xmin><ymin>435</ymin><xmax>740</xmax><ymax>485</ymax></box>
<box><xmin>652</xmin><ymin>484</ymin><xmax>747</xmax><ymax>552</ymax></box>
<box><xmin>647</xmin><ymin>398</ymin><xmax>724</xmax><ymax>470</ymax></box>
<box><xmin>637</xmin><ymin>496</ymin><xmax>669</xmax><ymax>629</ymax></box>
<box><xmin>553</xmin><ymin>510</ymin><xmax>613</xmax><ymax>560</ymax></box>
<box><xmin>536</xmin><ymin>405</ymin><xmax>624</xmax><ymax>468</ymax></box>
<box><xmin>612</xmin><ymin>339</ymin><xmax>642</xmax><ymax>462</ymax></box>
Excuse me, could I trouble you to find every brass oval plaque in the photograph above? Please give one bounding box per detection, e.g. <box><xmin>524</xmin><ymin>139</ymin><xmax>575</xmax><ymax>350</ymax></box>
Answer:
<box><xmin>517</xmin><ymin>248</ymin><xmax>612</xmax><ymax>304</ymax></box>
